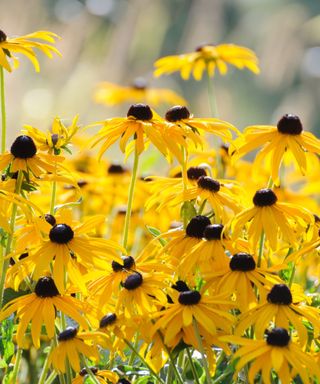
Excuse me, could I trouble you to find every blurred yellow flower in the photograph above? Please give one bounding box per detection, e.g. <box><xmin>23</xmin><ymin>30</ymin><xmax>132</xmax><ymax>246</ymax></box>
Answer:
<box><xmin>94</xmin><ymin>78</ymin><xmax>187</xmax><ymax>107</ymax></box>
<box><xmin>0</xmin><ymin>30</ymin><xmax>61</xmax><ymax>72</ymax></box>
<box><xmin>154</xmin><ymin>43</ymin><xmax>259</xmax><ymax>80</ymax></box>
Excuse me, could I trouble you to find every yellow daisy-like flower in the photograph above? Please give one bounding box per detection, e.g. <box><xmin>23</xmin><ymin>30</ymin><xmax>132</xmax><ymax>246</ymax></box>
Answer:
<box><xmin>94</xmin><ymin>77</ymin><xmax>187</xmax><ymax>107</ymax></box>
<box><xmin>154</xmin><ymin>43</ymin><xmax>259</xmax><ymax>80</ymax></box>
<box><xmin>231</xmin><ymin>188</ymin><xmax>313</xmax><ymax>251</ymax></box>
<box><xmin>0</xmin><ymin>135</ymin><xmax>64</xmax><ymax>177</ymax></box>
<box><xmin>72</xmin><ymin>367</ymin><xmax>119</xmax><ymax>384</ymax></box>
<box><xmin>0</xmin><ymin>29</ymin><xmax>61</xmax><ymax>72</ymax></box>
<box><xmin>221</xmin><ymin>328</ymin><xmax>320</xmax><ymax>384</ymax></box>
<box><xmin>236</xmin><ymin>284</ymin><xmax>320</xmax><ymax>346</ymax></box>
<box><xmin>232</xmin><ymin>114</ymin><xmax>320</xmax><ymax>183</ymax></box>
<box><xmin>23</xmin><ymin>115</ymin><xmax>79</xmax><ymax>155</ymax></box>
<box><xmin>49</xmin><ymin>327</ymin><xmax>100</xmax><ymax>373</ymax></box>
<box><xmin>152</xmin><ymin>281</ymin><xmax>234</xmax><ymax>347</ymax></box>
<box><xmin>204</xmin><ymin>252</ymin><xmax>283</xmax><ymax>311</ymax></box>
<box><xmin>0</xmin><ymin>277</ymin><xmax>90</xmax><ymax>348</ymax></box>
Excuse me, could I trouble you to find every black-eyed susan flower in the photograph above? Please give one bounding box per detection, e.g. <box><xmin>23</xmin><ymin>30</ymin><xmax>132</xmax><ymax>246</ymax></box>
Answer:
<box><xmin>0</xmin><ymin>135</ymin><xmax>64</xmax><ymax>177</ymax></box>
<box><xmin>0</xmin><ymin>277</ymin><xmax>90</xmax><ymax>348</ymax></box>
<box><xmin>72</xmin><ymin>367</ymin><xmax>119</xmax><ymax>384</ymax></box>
<box><xmin>49</xmin><ymin>327</ymin><xmax>100</xmax><ymax>373</ymax></box>
<box><xmin>232</xmin><ymin>114</ymin><xmax>320</xmax><ymax>183</ymax></box>
<box><xmin>23</xmin><ymin>115</ymin><xmax>79</xmax><ymax>155</ymax></box>
<box><xmin>94</xmin><ymin>78</ymin><xmax>187</xmax><ymax>107</ymax></box>
<box><xmin>231</xmin><ymin>188</ymin><xmax>313</xmax><ymax>251</ymax></box>
<box><xmin>154</xmin><ymin>43</ymin><xmax>260</xmax><ymax>80</ymax></box>
<box><xmin>0</xmin><ymin>29</ymin><xmax>60</xmax><ymax>72</ymax></box>
<box><xmin>236</xmin><ymin>284</ymin><xmax>320</xmax><ymax>345</ymax></box>
<box><xmin>221</xmin><ymin>328</ymin><xmax>320</xmax><ymax>384</ymax></box>
<box><xmin>204</xmin><ymin>252</ymin><xmax>283</xmax><ymax>311</ymax></box>
<box><xmin>152</xmin><ymin>281</ymin><xmax>234</xmax><ymax>347</ymax></box>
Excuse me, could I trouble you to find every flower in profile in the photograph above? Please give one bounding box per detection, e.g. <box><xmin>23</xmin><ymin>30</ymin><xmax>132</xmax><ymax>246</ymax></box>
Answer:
<box><xmin>94</xmin><ymin>77</ymin><xmax>187</xmax><ymax>107</ymax></box>
<box><xmin>221</xmin><ymin>328</ymin><xmax>320</xmax><ymax>384</ymax></box>
<box><xmin>236</xmin><ymin>284</ymin><xmax>320</xmax><ymax>345</ymax></box>
<box><xmin>23</xmin><ymin>115</ymin><xmax>79</xmax><ymax>155</ymax></box>
<box><xmin>232</xmin><ymin>114</ymin><xmax>320</xmax><ymax>183</ymax></box>
<box><xmin>72</xmin><ymin>367</ymin><xmax>119</xmax><ymax>384</ymax></box>
<box><xmin>154</xmin><ymin>43</ymin><xmax>259</xmax><ymax>80</ymax></box>
<box><xmin>49</xmin><ymin>327</ymin><xmax>100</xmax><ymax>373</ymax></box>
<box><xmin>0</xmin><ymin>30</ymin><xmax>61</xmax><ymax>72</ymax></box>
<box><xmin>0</xmin><ymin>277</ymin><xmax>90</xmax><ymax>348</ymax></box>
<box><xmin>0</xmin><ymin>135</ymin><xmax>64</xmax><ymax>177</ymax></box>
<box><xmin>231</xmin><ymin>188</ymin><xmax>313</xmax><ymax>250</ymax></box>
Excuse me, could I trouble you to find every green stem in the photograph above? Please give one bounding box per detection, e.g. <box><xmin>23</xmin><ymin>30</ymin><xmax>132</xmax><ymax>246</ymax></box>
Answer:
<box><xmin>80</xmin><ymin>355</ymin><xmax>101</xmax><ymax>384</ymax></box>
<box><xmin>288</xmin><ymin>263</ymin><xmax>296</xmax><ymax>288</ymax></box>
<box><xmin>122</xmin><ymin>149</ymin><xmax>139</xmax><ymax>250</ymax></box>
<box><xmin>206</xmin><ymin>70</ymin><xmax>218</xmax><ymax>118</ymax></box>
<box><xmin>128</xmin><ymin>333</ymin><xmax>139</xmax><ymax>365</ymax></box>
<box><xmin>212</xmin><ymin>371</ymin><xmax>230</xmax><ymax>384</ymax></box>
<box><xmin>0</xmin><ymin>67</ymin><xmax>6</xmax><ymax>154</ymax></box>
<box><xmin>50</xmin><ymin>180</ymin><xmax>57</xmax><ymax>215</ymax></box>
<box><xmin>45</xmin><ymin>371</ymin><xmax>57</xmax><ymax>384</ymax></box>
<box><xmin>124</xmin><ymin>339</ymin><xmax>165</xmax><ymax>384</ymax></box>
<box><xmin>192</xmin><ymin>318</ymin><xmax>212</xmax><ymax>384</ymax></box>
<box><xmin>257</xmin><ymin>231</ymin><xmax>265</xmax><ymax>268</ymax></box>
<box><xmin>38</xmin><ymin>341</ymin><xmax>54</xmax><ymax>384</ymax></box>
<box><xmin>181</xmin><ymin>146</ymin><xmax>188</xmax><ymax>229</ymax></box>
<box><xmin>0</xmin><ymin>170</ymin><xmax>24</xmax><ymax>308</ymax></box>
<box><xmin>11</xmin><ymin>348</ymin><xmax>23</xmax><ymax>383</ymax></box>
<box><xmin>186</xmin><ymin>348</ymin><xmax>200</xmax><ymax>384</ymax></box>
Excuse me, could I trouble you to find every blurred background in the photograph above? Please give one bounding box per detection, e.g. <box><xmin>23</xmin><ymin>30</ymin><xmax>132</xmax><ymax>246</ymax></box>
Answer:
<box><xmin>1</xmin><ymin>0</ymin><xmax>320</xmax><ymax>143</ymax></box>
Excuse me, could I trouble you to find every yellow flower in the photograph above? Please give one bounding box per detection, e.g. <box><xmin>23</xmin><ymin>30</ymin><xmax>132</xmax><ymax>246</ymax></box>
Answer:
<box><xmin>221</xmin><ymin>328</ymin><xmax>320</xmax><ymax>384</ymax></box>
<box><xmin>94</xmin><ymin>78</ymin><xmax>187</xmax><ymax>107</ymax></box>
<box><xmin>232</xmin><ymin>114</ymin><xmax>320</xmax><ymax>183</ymax></box>
<box><xmin>154</xmin><ymin>43</ymin><xmax>259</xmax><ymax>80</ymax></box>
<box><xmin>0</xmin><ymin>30</ymin><xmax>61</xmax><ymax>72</ymax></box>
<box><xmin>231</xmin><ymin>188</ymin><xmax>313</xmax><ymax>251</ymax></box>
<box><xmin>23</xmin><ymin>115</ymin><xmax>79</xmax><ymax>155</ymax></box>
<box><xmin>72</xmin><ymin>368</ymin><xmax>119</xmax><ymax>384</ymax></box>
<box><xmin>0</xmin><ymin>277</ymin><xmax>90</xmax><ymax>348</ymax></box>
<box><xmin>49</xmin><ymin>327</ymin><xmax>100</xmax><ymax>373</ymax></box>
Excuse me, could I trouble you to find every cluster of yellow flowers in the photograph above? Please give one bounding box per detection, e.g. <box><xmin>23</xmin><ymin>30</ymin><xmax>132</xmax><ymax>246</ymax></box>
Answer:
<box><xmin>0</xmin><ymin>29</ymin><xmax>320</xmax><ymax>384</ymax></box>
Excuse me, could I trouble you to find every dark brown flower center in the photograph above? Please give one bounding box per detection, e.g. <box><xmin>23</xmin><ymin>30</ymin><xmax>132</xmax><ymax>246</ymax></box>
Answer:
<box><xmin>49</xmin><ymin>224</ymin><xmax>74</xmax><ymax>244</ymax></box>
<box><xmin>123</xmin><ymin>272</ymin><xmax>143</xmax><ymax>290</ymax></box>
<box><xmin>186</xmin><ymin>215</ymin><xmax>211</xmax><ymax>238</ymax></box>
<box><xmin>35</xmin><ymin>276</ymin><xmax>60</xmax><ymax>297</ymax></box>
<box><xmin>44</xmin><ymin>214</ymin><xmax>56</xmax><ymax>226</ymax></box>
<box><xmin>112</xmin><ymin>256</ymin><xmax>135</xmax><ymax>272</ymax></box>
<box><xmin>79</xmin><ymin>367</ymin><xmax>98</xmax><ymax>376</ymax></box>
<box><xmin>117</xmin><ymin>379</ymin><xmax>131</xmax><ymax>384</ymax></box>
<box><xmin>172</xmin><ymin>280</ymin><xmax>190</xmax><ymax>292</ymax></box>
<box><xmin>253</xmin><ymin>189</ymin><xmax>277</xmax><ymax>207</ymax></box>
<box><xmin>266</xmin><ymin>328</ymin><xmax>290</xmax><ymax>347</ymax></box>
<box><xmin>10</xmin><ymin>135</ymin><xmax>37</xmax><ymax>159</ymax></box>
<box><xmin>187</xmin><ymin>167</ymin><xmax>207</xmax><ymax>180</ymax></box>
<box><xmin>57</xmin><ymin>327</ymin><xmax>78</xmax><ymax>342</ymax></box>
<box><xmin>108</xmin><ymin>164</ymin><xmax>127</xmax><ymax>174</ymax></box>
<box><xmin>178</xmin><ymin>290</ymin><xmax>201</xmax><ymax>305</ymax></box>
<box><xmin>197</xmin><ymin>176</ymin><xmax>220</xmax><ymax>192</ymax></box>
<box><xmin>0</xmin><ymin>30</ymin><xmax>7</xmax><ymax>43</ymax></box>
<box><xmin>203</xmin><ymin>224</ymin><xmax>224</xmax><ymax>240</ymax></box>
<box><xmin>277</xmin><ymin>114</ymin><xmax>303</xmax><ymax>135</ymax></box>
<box><xmin>132</xmin><ymin>77</ymin><xmax>147</xmax><ymax>90</ymax></box>
<box><xmin>99</xmin><ymin>313</ymin><xmax>117</xmax><ymax>328</ymax></box>
<box><xmin>267</xmin><ymin>284</ymin><xmax>292</xmax><ymax>305</ymax></box>
<box><xmin>230</xmin><ymin>253</ymin><xmax>256</xmax><ymax>271</ymax></box>
<box><xmin>165</xmin><ymin>106</ymin><xmax>190</xmax><ymax>122</ymax></box>
<box><xmin>127</xmin><ymin>104</ymin><xmax>153</xmax><ymax>121</ymax></box>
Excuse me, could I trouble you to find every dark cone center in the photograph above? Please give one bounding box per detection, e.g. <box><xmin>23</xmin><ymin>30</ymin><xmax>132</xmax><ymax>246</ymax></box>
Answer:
<box><xmin>57</xmin><ymin>327</ymin><xmax>78</xmax><ymax>342</ymax></box>
<box><xmin>253</xmin><ymin>189</ymin><xmax>277</xmax><ymax>207</ymax></box>
<box><xmin>44</xmin><ymin>214</ymin><xmax>56</xmax><ymax>226</ymax></box>
<box><xmin>277</xmin><ymin>114</ymin><xmax>303</xmax><ymax>135</ymax></box>
<box><xmin>10</xmin><ymin>135</ymin><xmax>37</xmax><ymax>159</ymax></box>
<box><xmin>203</xmin><ymin>224</ymin><xmax>224</xmax><ymax>240</ymax></box>
<box><xmin>99</xmin><ymin>313</ymin><xmax>117</xmax><ymax>328</ymax></box>
<box><xmin>186</xmin><ymin>215</ymin><xmax>211</xmax><ymax>238</ymax></box>
<box><xmin>117</xmin><ymin>379</ymin><xmax>132</xmax><ymax>384</ymax></box>
<box><xmin>178</xmin><ymin>290</ymin><xmax>201</xmax><ymax>305</ymax></box>
<box><xmin>187</xmin><ymin>166</ymin><xmax>207</xmax><ymax>181</ymax></box>
<box><xmin>266</xmin><ymin>328</ymin><xmax>290</xmax><ymax>347</ymax></box>
<box><xmin>123</xmin><ymin>272</ymin><xmax>143</xmax><ymax>290</ymax></box>
<box><xmin>165</xmin><ymin>106</ymin><xmax>190</xmax><ymax>122</ymax></box>
<box><xmin>230</xmin><ymin>253</ymin><xmax>256</xmax><ymax>271</ymax></box>
<box><xmin>108</xmin><ymin>164</ymin><xmax>127</xmax><ymax>174</ymax></box>
<box><xmin>49</xmin><ymin>224</ymin><xmax>74</xmax><ymax>244</ymax></box>
<box><xmin>0</xmin><ymin>30</ymin><xmax>7</xmax><ymax>42</ymax></box>
<box><xmin>267</xmin><ymin>284</ymin><xmax>292</xmax><ymax>305</ymax></box>
<box><xmin>197</xmin><ymin>176</ymin><xmax>220</xmax><ymax>192</ymax></box>
<box><xmin>35</xmin><ymin>276</ymin><xmax>59</xmax><ymax>297</ymax></box>
<box><xmin>127</xmin><ymin>104</ymin><xmax>153</xmax><ymax>121</ymax></box>
<box><xmin>172</xmin><ymin>280</ymin><xmax>190</xmax><ymax>292</ymax></box>
<box><xmin>132</xmin><ymin>77</ymin><xmax>147</xmax><ymax>90</ymax></box>
<box><xmin>122</xmin><ymin>256</ymin><xmax>135</xmax><ymax>269</ymax></box>
<box><xmin>79</xmin><ymin>367</ymin><xmax>98</xmax><ymax>376</ymax></box>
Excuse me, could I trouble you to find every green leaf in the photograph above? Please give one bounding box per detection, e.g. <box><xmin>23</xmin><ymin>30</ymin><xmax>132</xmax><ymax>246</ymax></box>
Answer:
<box><xmin>180</xmin><ymin>201</ymin><xmax>197</xmax><ymax>223</ymax></box>
<box><xmin>145</xmin><ymin>226</ymin><xmax>166</xmax><ymax>246</ymax></box>
<box><xmin>3</xmin><ymin>288</ymin><xmax>30</xmax><ymax>307</ymax></box>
